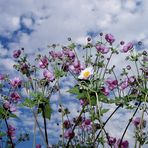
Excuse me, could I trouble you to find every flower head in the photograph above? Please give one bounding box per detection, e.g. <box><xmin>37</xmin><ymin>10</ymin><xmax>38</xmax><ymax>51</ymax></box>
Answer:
<box><xmin>64</xmin><ymin>129</ymin><xmax>75</xmax><ymax>139</ymax></box>
<box><xmin>39</xmin><ymin>57</ymin><xmax>49</xmax><ymax>69</ymax></box>
<box><xmin>43</xmin><ymin>70</ymin><xmax>55</xmax><ymax>82</ymax></box>
<box><xmin>36</xmin><ymin>144</ymin><xmax>41</xmax><ymax>148</ymax></box>
<box><xmin>105</xmin><ymin>34</ymin><xmax>115</xmax><ymax>44</ymax></box>
<box><xmin>121</xmin><ymin>42</ymin><xmax>133</xmax><ymax>53</ymax></box>
<box><xmin>78</xmin><ymin>67</ymin><xmax>93</xmax><ymax>80</ymax></box>
<box><xmin>107</xmin><ymin>136</ymin><xmax>116</xmax><ymax>146</ymax></box>
<box><xmin>10</xmin><ymin>77</ymin><xmax>22</xmax><ymax>88</ymax></box>
<box><xmin>13</xmin><ymin>50</ymin><xmax>21</xmax><ymax>58</ymax></box>
<box><xmin>7</xmin><ymin>125</ymin><xmax>16</xmax><ymax>139</ymax></box>
<box><xmin>116</xmin><ymin>139</ymin><xmax>129</xmax><ymax>148</ymax></box>
<box><xmin>10</xmin><ymin>92</ymin><xmax>21</xmax><ymax>103</ymax></box>
<box><xmin>96</xmin><ymin>44</ymin><xmax>109</xmax><ymax>54</ymax></box>
<box><xmin>132</xmin><ymin>117</ymin><xmax>140</xmax><ymax>127</ymax></box>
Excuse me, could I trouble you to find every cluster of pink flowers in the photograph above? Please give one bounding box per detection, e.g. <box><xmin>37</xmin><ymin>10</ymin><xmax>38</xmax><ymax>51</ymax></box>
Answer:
<box><xmin>107</xmin><ymin>136</ymin><xmax>129</xmax><ymax>148</ymax></box>
<box><xmin>120</xmin><ymin>76</ymin><xmax>135</xmax><ymax>90</ymax></box>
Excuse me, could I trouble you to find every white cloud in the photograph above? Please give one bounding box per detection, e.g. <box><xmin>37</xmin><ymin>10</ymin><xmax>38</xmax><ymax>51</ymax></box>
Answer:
<box><xmin>0</xmin><ymin>0</ymin><xmax>148</xmax><ymax>147</ymax></box>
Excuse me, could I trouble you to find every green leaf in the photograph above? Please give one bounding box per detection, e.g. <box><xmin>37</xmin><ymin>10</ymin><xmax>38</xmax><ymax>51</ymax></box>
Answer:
<box><xmin>54</xmin><ymin>65</ymin><xmax>65</xmax><ymax>78</ymax></box>
<box><xmin>68</xmin><ymin>86</ymin><xmax>80</xmax><ymax>95</ymax></box>
<box><xmin>21</xmin><ymin>98</ymin><xmax>35</xmax><ymax>108</ymax></box>
<box><xmin>0</xmin><ymin>132</ymin><xmax>6</xmax><ymax>137</ymax></box>
<box><xmin>100</xmin><ymin>108</ymin><xmax>109</xmax><ymax>116</ymax></box>
<box><xmin>9</xmin><ymin>113</ymin><xmax>19</xmax><ymax>119</ymax></box>
<box><xmin>42</xmin><ymin>102</ymin><xmax>52</xmax><ymax>120</ymax></box>
<box><xmin>68</xmin><ymin>43</ymin><xmax>76</xmax><ymax>49</ymax></box>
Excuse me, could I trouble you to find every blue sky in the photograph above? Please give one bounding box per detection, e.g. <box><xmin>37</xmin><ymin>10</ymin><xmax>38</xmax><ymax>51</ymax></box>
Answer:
<box><xmin>0</xmin><ymin>0</ymin><xmax>148</xmax><ymax>147</ymax></box>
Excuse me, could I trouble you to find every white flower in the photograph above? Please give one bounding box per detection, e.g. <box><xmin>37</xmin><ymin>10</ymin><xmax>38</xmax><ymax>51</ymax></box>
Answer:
<box><xmin>78</xmin><ymin>67</ymin><xmax>94</xmax><ymax>79</ymax></box>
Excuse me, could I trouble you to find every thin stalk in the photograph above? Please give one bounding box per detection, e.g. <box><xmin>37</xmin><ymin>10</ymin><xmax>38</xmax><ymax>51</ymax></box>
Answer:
<box><xmin>119</xmin><ymin>102</ymin><xmax>141</xmax><ymax>147</ymax></box>
<box><xmin>32</xmin><ymin>110</ymin><xmax>48</xmax><ymax>148</ymax></box>
<box><xmin>66</xmin><ymin>107</ymin><xmax>85</xmax><ymax>148</ymax></box>
<box><xmin>33</xmin><ymin>116</ymin><xmax>37</xmax><ymax>148</ymax></box>
<box><xmin>5</xmin><ymin>119</ymin><xmax>14</xmax><ymax>148</ymax></box>
<box><xmin>42</xmin><ymin>106</ymin><xmax>49</xmax><ymax>146</ymax></box>
<box><xmin>94</xmin><ymin>104</ymin><xmax>122</xmax><ymax>144</ymax></box>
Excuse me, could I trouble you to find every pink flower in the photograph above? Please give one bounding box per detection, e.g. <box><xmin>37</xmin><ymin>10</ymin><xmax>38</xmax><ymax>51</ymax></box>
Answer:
<box><xmin>128</xmin><ymin>76</ymin><xmax>135</xmax><ymax>84</ymax></box>
<box><xmin>3</xmin><ymin>101</ymin><xmax>16</xmax><ymax>112</ymax></box>
<box><xmin>49</xmin><ymin>51</ymin><xmax>63</xmax><ymax>60</ymax></box>
<box><xmin>63</xmin><ymin>120</ymin><xmax>72</xmax><ymax>129</ymax></box>
<box><xmin>39</xmin><ymin>57</ymin><xmax>49</xmax><ymax>69</ymax></box>
<box><xmin>64</xmin><ymin>129</ymin><xmax>75</xmax><ymax>139</ymax></box>
<box><xmin>120</xmin><ymin>81</ymin><xmax>128</xmax><ymax>90</ymax></box>
<box><xmin>0</xmin><ymin>74</ymin><xmax>5</xmax><ymax>80</ymax></box>
<box><xmin>10</xmin><ymin>77</ymin><xmax>22</xmax><ymax>88</ymax></box>
<box><xmin>80</xmin><ymin>99</ymin><xmax>88</xmax><ymax>106</ymax></box>
<box><xmin>63</xmin><ymin>49</ymin><xmax>75</xmax><ymax>59</ymax></box>
<box><xmin>121</xmin><ymin>42</ymin><xmax>133</xmax><ymax>53</ymax></box>
<box><xmin>116</xmin><ymin>139</ymin><xmax>129</xmax><ymax>148</ymax></box>
<box><xmin>106</xmin><ymin>78</ymin><xmax>118</xmax><ymax>90</ymax></box>
<box><xmin>101</xmin><ymin>87</ymin><xmax>110</xmax><ymax>96</ymax></box>
<box><xmin>107</xmin><ymin>136</ymin><xmax>116</xmax><ymax>146</ymax></box>
<box><xmin>69</xmin><ymin>60</ymin><xmax>84</xmax><ymax>74</ymax></box>
<box><xmin>10</xmin><ymin>92</ymin><xmax>21</xmax><ymax>102</ymax></box>
<box><xmin>43</xmin><ymin>70</ymin><xmax>55</xmax><ymax>81</ymax></box>
<box><xmin>7</xmin><ymin>125</ymin><xmax>16</xmax><ymax>139</ymax></box>
<box><xmin>132</xmin><ymin>117</ymin><xmax>140</xmax><ymax>127</ymax></box>
<box><xmin>13</xmin><ymin>50</ymin><xmax>21</xmax><ymax>58</ymax></box>
<box><xmin>36</xmin><ymin>144</ymin><xmax>41</xmax><ymax>148</ymax></box>
<box><xmin>3</xmin><ymin>101</ymin><xmax>10</xmax><ymax>110</ymax></box>
<box><xmin>96</xmin><ymin>44</ymin><xmax>109</xmax><ymax>54</ymax></box>
<box><xmin>105</xmin><ymin>34</ymin><xmax>115</xmax><ymax>44</ymax></box>
<box><xmin>83</xmin><ymin>119</ymin><xmax>91</xmax><ymax>126</ymax></box>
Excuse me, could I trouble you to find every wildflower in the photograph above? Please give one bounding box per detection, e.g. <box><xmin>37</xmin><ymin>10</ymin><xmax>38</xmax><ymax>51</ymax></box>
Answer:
<box><xmin>63</xmin><ymin>120</ymin><xmax>72</xmax><ymax>129</ymax></box>
<box><xmin>39</xmin><ymin>57</ymin><xmax>49</xmax><ymax>69</ymax></box>
<box><xmin>62</xmin><ymin>48</ymin><xmax>75</xmax><ymax>60</ymax></box>
<box><xmin>106</xmin><ymin>78</ymin><xmax>118</xmax><ymax>90</ymax></box>
<box><xmin>43</xmin><ymin>70</ymin><xmax>55</xmax><ymax>82</ymax></box>
<box><xmin>78</xmin><ymin>67</ymin><xmax>93</xmax><ymax>80</ymax></box>
<box><xmin>49</xmin><ymin>51</ymin><xmax>63</xmax><ymax>60</ymax></box>
<box><xmin>120</xmin><ymin>81</ymin><xmax>128</xmax><ymax>90</ymax></box>
<box><xmin>116</xmin><ymin>139</ymin><xmax>129</xmax><ymax>148</ymax></box>
<box><xmin>7</xmin><ymin>125</ymin><xmax>16</xmax><ymax>139</ymax></box>
<box><xmin>132</xmin><ymin>117</ymin><xmax>140</xmax><ymax>127</ymax></box>
<box><xmin>121</xmin><ymin>42</ymin><xmax>133</xmax><ymax>53</ymax></box>
<box><xmin>13</xmin><ymin>50</ymin><xmax>21</xmax><ymax>58</ymax></box>
<box><xmin>101</xmin><ymin>87</ymin><xmax>110</xmax><ymax>96</ymax></box>
<box><xmin>80</xmin><ymin>99</ymin><xmax>88</xmax><ymax>106</ymax></box>
<box><xmin>64</xmin><ymin>129</ymin><xmax>75</xmax><ymax>139</ymax></box>
<box><xmin>20</xmin><ymin>63</ymin><xmax>29</xmax><ymax>75</ymax></box>
<box><xmin>10</xmin><ymin>77</ymin><xmax>22</xmax><ymax>88</ymax></box>
<box><xmin>10</xmin><ymin>92</ymin><xmax>21</xmax><ymax>102</ymax></box>
<box><xmin>96</xmin><ymin>44</ymin><xmax>109</xmax><ymax>54</ymax></box>
<box><xmin>107</xmin><ymin>136</ymin><xmax>116</xmax><ymax>146</ymax></box>
<box><xmin>36</xmin><ymin>144</ymin><xmax>41</xmax><ymax>148</ymax></box>
<box><xmin>105</xmin><ymin>34</ymin><xmax>115</xmax><ymax>44</ymax></box>
<box><xmin>3</xmin><ymin>101</ymin><xmax>16</xmax><ymax>112</ymax></box>
<box><xmin>0</xmin><ymin>74</ymin><xmax>5</xmax><ymax>80</ymax></box>
<box><xmin>69</xmin><ymin>59</ymin><xmax>84</xmax><ymax>74</ymax></box>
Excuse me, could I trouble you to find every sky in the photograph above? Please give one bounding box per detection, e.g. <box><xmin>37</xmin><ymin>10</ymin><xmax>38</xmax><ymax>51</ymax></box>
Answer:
<box><xmin>0</xmin><ymin>0</ymin><xmax>148</xmax><ymax>147</ymax></box>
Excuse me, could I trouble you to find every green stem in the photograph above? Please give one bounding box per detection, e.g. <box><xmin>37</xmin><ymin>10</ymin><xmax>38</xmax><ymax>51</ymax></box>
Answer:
<box><xmin>119</xmin><ymin>102</ymin><xmax>141</xmax><ymax>147</ymax></box>
<box><xmin>93</xmin><ymin>104</ymin><xmax>122</xmax><ymax>144</ymax></box>
<box><xmin>66</xmin><ymin>107</ymin><xmax>85</xmax><ymax>148</ymax></box>
<box><xmin>42</xmin><ymin>106</ymin><xmax>49</xmax><ymax>146</ymax></box>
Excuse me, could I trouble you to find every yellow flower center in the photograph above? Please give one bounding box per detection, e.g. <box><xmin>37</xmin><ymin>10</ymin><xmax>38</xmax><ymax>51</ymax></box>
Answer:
<box><xmin>83</xmin><ymin>71</ymin><xmax>90</xmax><ymax>78</ymax></box>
